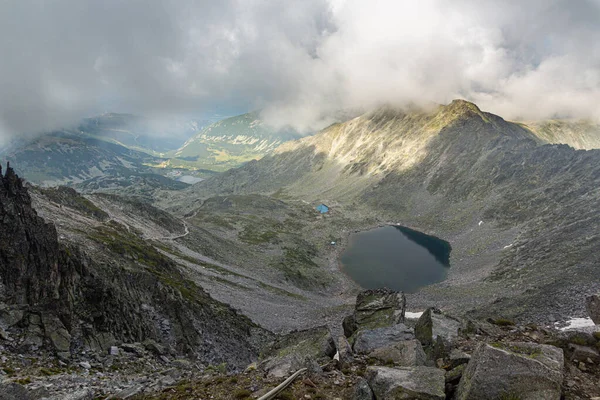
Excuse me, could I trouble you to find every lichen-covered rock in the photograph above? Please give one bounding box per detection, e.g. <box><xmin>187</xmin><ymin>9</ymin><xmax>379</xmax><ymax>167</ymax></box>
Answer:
<box><xmin>456</xmin><ymin>342</ymin><xmax>564</xmax><ymax>400</ymax></box>
<box><xmin>449</xmin><ymin>349</ymin><xmax>471</xmax><ymax>368</ymax></box>
<box><xmin>415</xmin><ymin>308</ymin><xmax>461</xmax><ymax>347</ymax></box>
<box><xmin>415</xmin><ymin>308</ymin><xmax>433</xmax><ymax>346</ymax></box>
<box><xmin>352</xmin><ymin>288</ymin><xmax>406</xmax><ymax>332</ymax></box>
<box><xmin>366</xmin><ymin>366</ymin><xmax>445</xmax><ymax>400</ymax></box>
<box><xmin>353</xmin><ymin>324</ymin><xmax>414</xmax><ymax>355</ymax></box>
<box><xmin>259</xmin><ymin>325</ymin><xmax>334</xmax><ymax>377</ymax></box>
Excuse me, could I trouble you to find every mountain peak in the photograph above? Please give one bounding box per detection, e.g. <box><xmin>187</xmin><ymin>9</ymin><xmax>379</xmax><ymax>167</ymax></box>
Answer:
<box><xmin>442</xmin><ymin>99</ymin><xmax>484</xmax><ymax>118</ymax></box>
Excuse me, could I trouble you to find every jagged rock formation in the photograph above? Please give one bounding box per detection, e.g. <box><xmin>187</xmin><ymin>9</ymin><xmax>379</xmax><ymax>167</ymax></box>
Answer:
<box><xmin>0</xmin><ymin>163</ymin><xmax>270</xmax><ymax>368</ymax></box>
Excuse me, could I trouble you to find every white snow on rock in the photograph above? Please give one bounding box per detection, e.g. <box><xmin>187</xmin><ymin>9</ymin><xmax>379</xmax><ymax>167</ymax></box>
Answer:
<box><xmin>556</xmin><ymin>317</ymin><xmax>597</xmax><ymax>331</ymax></box>
<box><xmin>405</xmin><ymin>311</ymin><xmax>424</xmax><ymax>319</ymax></box>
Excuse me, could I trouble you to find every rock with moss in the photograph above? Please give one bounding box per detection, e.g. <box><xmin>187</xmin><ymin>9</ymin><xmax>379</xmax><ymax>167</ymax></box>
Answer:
<box><xmin>343</xmin><ymin>288</ymin><xmax>406</xmax><ymax>339</ymax></box>
<box><xmin>455</xmin><ymin>342</ymin><xmax>564</xmax><ymax>400</ymax></box>
<box><xmin>415</xmin><ymin>308</ymin><xmax>433</xmax><ymax>346</ymax></box>
<box><xmin>366</xmin><ymin>366</ymin><xmax>445</xmax><ymax>400</ymax></box>
<box><xmin>259</xmin><ymin>325</ymin><xmax>335</xmax><ymax>377</ymax></box>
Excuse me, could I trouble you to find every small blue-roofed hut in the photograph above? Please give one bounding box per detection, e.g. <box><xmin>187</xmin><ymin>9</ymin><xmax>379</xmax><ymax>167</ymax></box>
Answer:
<box><xmin>316</xmin><ymin>204</ymin><xmax>329</xmax><ymax>213</ymax></box>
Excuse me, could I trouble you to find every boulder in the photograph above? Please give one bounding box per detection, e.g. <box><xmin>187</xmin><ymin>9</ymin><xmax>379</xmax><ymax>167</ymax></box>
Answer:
<box><xmin>455</xmin><ymin>342</ymin><xmax>564</xmax><ymax>400</ymax></box>
<box><xmin>449</xmin><ymin>349</ymin><xmax>471</xmax><ymax>368</ymax></box>
<box><xmin>122</xmin><ymin>343</ymin><xmax>145</xmax><ymax>355</ymax></box>
<box><xmin>352</xmin><ymin>289</ymin><xmax>407</xmax><ymax>333</ymax></box>
<box><xmin>259</xmin><ymin>325</ymin><xmax>334</xmax><ymax>377</ymax></box>
<box><xmin>366</xmin><ymin>366</ymin><xmax>445</xmax><ymax>400</ymax></box>
<box><xmin>42</xmin><ymin>314</ymin><xmax>71</xmax><ymax>354</ymax></box>
<box><xmin>367</xmin><ymin>339</ymin><xmax>427</xmax><ymax>367</ymax></box>
<box><xmin>415</xmin><ymin>308</ymin><xmax>461</xmax><ymax>347</ymax></box>
<box><xmin>415</xmin><ymin>308</ymin><xmax>433</xmax><ymax>346</ymax></box>
<box><xmin>353</xmin><ymin>324</ymin><xmax>414</xmax><ymax>355</ymax></box>
<box><xmin>568</xmin><ymin>343</ymin><xmax>600</xmax><ymax>364</ymax></box>
<box><xmin>353</xmin><ymin>377</ymin><xmax>374</xmax><ymax>400</ymax></box>
<box><xmin>143</xmin><ymin>339</ymin><xmax>165</xmax><ymax>355</ymax></box>
<box><xmin>585</xmin><ymin>294</ymin><xmax>600</xmax><ymax>324</ymax></box>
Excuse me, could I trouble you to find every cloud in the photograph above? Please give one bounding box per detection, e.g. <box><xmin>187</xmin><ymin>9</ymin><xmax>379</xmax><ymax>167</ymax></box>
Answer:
<box><xmin>0</xmin><ymin>0</ymin><xmax>599</xmax><ymax>141</ymax></box>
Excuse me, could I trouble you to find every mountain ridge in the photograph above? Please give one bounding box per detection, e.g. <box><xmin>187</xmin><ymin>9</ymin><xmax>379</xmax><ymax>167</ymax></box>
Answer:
<box><xmin>160</xmin><ymin>100</ymin><xmax>600</xmax><ymax>324</ymax></box>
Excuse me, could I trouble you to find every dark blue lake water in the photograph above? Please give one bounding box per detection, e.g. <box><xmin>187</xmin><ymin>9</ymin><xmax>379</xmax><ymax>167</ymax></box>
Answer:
<box><xmin>340</xmin><ymin>225</ymin><xmax>451</xmax><ymax>293</ymax></box>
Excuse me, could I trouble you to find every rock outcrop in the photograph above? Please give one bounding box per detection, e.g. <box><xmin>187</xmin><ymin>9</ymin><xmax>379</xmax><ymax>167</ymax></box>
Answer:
<box><xmin>455</xmin><ymin>342</ymin><xmax>564</xmax><ymax>400</ymax></box>
<box><xmin>343</xmin><ymin>288</ymin><xmax>406</xmax><ymax>338</ymax></box>
<box><xmin>0</xmin><ymin>164</ymin><xmax>270</xmax><ymax>368</ymax></box>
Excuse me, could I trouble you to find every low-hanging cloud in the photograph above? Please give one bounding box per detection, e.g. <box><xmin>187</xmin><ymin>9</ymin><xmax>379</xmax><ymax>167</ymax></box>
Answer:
<box><xmin>0</xmin><ymin>0</ymin><xmax>599</xmax><ymax>142</ymax></box>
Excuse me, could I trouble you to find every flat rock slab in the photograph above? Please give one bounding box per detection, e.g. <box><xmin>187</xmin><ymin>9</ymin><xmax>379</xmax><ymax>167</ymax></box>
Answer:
<box><xmin>456</xmin><ymin>342</ymin><xmax>564</xmax><ymax>400</ymax></box>
<box><xmin>367</xmin><ymin>366</ymin><xmax>446</xmax><ymax>400</ymax></box>
<box><xmin>353</xmin><ymin>324</ymin><xmax>414</xmax><ymax>355</ymax></box>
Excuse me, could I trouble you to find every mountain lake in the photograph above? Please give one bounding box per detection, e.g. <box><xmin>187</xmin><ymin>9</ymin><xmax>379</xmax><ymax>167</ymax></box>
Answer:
<box><xmin>340</xmin><ymin>225</ymin><xmax>451</xmax><ymax>293</ymax></box>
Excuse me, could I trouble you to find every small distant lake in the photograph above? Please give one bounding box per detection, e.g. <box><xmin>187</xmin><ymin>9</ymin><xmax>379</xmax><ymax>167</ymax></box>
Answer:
<box><xmin>178</xmin><ymin>175</ymin><xmax>204</xmax><ymax>184</ymax></box>
<box><xmin>340</xmin><ymin>225</ymin><xmax>451</xmax><ymax>293</ymax></box>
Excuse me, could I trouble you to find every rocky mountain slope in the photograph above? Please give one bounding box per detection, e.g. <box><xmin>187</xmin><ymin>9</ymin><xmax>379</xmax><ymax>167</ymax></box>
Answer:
<box><xmin>524</xmin><ymin>119</ymin><xmax>600</xmax><ymax>150</ymax></box>
<box><xmin>0</xmin><ymin>113</ymin><xmax>204</xmax><ymax>191</ymax></box>
<box><xmin>0</xmin><ymin>163</ymin><xmax>270</xmax><ymax>374</ymax></box>
<box><xmin>169</xmin><ymin>111</ymin><xmax>303</xmax><ymax>172</ymax></box>
<box><xmin>160</xmin><ymin>100</ymin><xmax>600</xmax><ymax>324</ymax></box>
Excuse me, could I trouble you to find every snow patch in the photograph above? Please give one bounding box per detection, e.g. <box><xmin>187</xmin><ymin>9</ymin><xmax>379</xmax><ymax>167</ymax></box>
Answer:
<box><xmin>405</xmin><ymin>311</ymin><xmax>423</xmax><ymax>319</ymax></box>
<box><xmin>556</xmin><ymin>317</ymin><xmax>596</xmax><ymax>331</ymax></box>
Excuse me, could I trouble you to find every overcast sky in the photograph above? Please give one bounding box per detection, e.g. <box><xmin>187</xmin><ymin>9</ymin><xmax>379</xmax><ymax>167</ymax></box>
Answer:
<box><xmin>1</xmin><ymin>0</ymin><xmax>599</xmax><ymax>141</ymax></box>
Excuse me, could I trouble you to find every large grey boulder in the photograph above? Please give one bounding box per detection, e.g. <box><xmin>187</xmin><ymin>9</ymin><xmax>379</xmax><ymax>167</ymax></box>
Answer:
<box><xmin>415</xmin><ymin>308</ymin><xmax>461</xmax><ymax>346</ymax></box>
<box><xmin>259</xmin><ymin>325</ymin><xmax>334</xmax><ymax>377</ymax></box>
<box><xmin>353</xmin><ymin>324</ymin><xmax>414</xmax><ymax>354</ymax></box>
<box><xmin>415</xmin><ymin>308</ymin><xmax>433</xmax><ymax>346</ymax></box>
<box><xmin>585</xmin><ymin>294</ymin><xmax>600</xmax><ymax>324</ymax></box>
<box><xmin>456</xmin><ymin>342</ymin><xmax>564</xmax><ymax>400</ymax></box>
<box><xmin>366</xmin><ymin>366</ymin><xmax>445</xmax><ymax>400</ymax></box>
<box><xmin>344</xmin><ymin>288</ymin><xmax>406</xmax><ymax>337</ymax></box>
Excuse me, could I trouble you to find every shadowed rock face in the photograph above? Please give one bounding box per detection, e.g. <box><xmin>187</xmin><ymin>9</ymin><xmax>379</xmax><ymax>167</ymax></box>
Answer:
<box><xmin>0</xmin><ymin>164</ymin><xmax>271</xmax><ymax>368</ymax></box>
<box><xmin>0</xmin><ymin>162</ymin><xmax>72</xmax><ymax>308</ymax></box>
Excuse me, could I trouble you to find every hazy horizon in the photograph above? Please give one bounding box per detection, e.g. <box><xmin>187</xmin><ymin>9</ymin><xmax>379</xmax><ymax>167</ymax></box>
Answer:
<box><xmin>1</xmin><ymin>0</ymin><xmax>600</xmax><ymax>142</ymax></box>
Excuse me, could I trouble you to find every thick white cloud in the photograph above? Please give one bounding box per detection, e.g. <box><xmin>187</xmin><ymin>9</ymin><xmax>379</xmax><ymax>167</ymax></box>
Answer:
<box><xmin>0</xmin><ymin>0</ymin><xmax>599</xmax><ymax>141</ymax></box>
